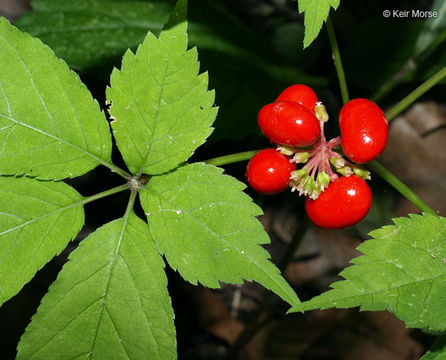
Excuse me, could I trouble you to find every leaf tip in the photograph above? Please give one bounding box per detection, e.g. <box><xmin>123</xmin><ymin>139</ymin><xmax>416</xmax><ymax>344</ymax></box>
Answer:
<box><xmin>287</xmin><ymin>305</ymin><xmax>303</xmax><ymax>314</ymax></box>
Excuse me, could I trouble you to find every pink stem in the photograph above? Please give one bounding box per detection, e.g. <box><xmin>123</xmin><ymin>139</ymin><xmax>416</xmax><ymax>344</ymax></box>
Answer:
<box><xmin>319</xmin><ymin>121</ymin><xmax>327</xmax><ymax>145</ymax></box>
<box><xmin>327</xmin><ymin>136</ymin><xmax>341</xmax><ymax>148</ymax></box>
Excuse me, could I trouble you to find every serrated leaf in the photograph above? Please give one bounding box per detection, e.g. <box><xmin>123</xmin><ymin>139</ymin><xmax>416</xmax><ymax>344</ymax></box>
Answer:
<box><xmin>139</xmin><ymin>163</ymin><xmax>300</xmax><ymax>307</ymax></box>
<box><xmin>14</xmin><ymin>0</ymin><xmax>327</xmax><ymax>144</ymax></box>
<box><xmin>15</xmin><ymin>0</ymin><xmax>175</xmax><ymax>70</ymax></box>
<box><xmin>0</xmin><ymin>177</ymin><xmax>84</xmax><ymax>306</ymax></box>
<box><xmin>290</xmin><ymin>213</ymin><xmax>446</xmax><ymax>331</ymax></box>
<box><xmin>17</xmin><ymin>211</ymin><xmax>176</xmax><ymax>360</ymax></box>
<box><xmin>421</xmin><ymin>335</ymin><xmax>446</xmax><ymax>360</ymax></box>
<box><xmin>107</xmin><ymin>0</ymin><xmax>217</xmax><ymax>175</ymax></box>
<box><xmin>297</xmin><ymin>0</ymin><xmax>340</xmax><ymax>48</ymax></box>
<box><xmin>0</xmin><ymin>18</ymin><xmax>112</xmax><ymax>179</ymax></box>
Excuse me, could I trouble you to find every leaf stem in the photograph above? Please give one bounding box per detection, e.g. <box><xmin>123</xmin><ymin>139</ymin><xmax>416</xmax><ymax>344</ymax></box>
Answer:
<box><xmin>326</xmin><ymin>16</ymin><xmax>349</xmax><ymax>104</ymax></box>
<box><xmin>226</xmin><ymin>216</ymin><xmax>310</xmax><ymax>359</ymax></box>
<box><xmin>385</xmin><ymin>65</ymin><xmax>446</xmax><ymax>121</ymax></box>
<box><xmin>202</xmin><ymin>149</ymin><xmax>438</xmax><ymax>217</ymax></box>
<box><xmin>81</xmin><ymin>184</ymin><xmax>129</xmax><ymax>206</ymax></box>
<box><xmin>325</xmin><ymin>14</ymin><xmax>438</xmax><ymax>215</ymax></box>
<box><xmin>87</xmin><ymin>187</ymin><xmax>137</xmax><ymax>351</ymax></box>
<box><xmin>103</xmin><ymin>163</ymin><xmax>132</xmax><ymax>180</ymax></box>
<box><xmin>123</xmin><ymin>188</ymin><xmax>138</xmax><ymax>219</ymax></box>
<box><xmin>367</xmin><ymin>160</ymin><xmax>437</xmax><ymax>215</ymax></box>
<box><xmin>204</xmin><ymin>150</ymin><xmax>261</xmax><ymax>167</ymax></box>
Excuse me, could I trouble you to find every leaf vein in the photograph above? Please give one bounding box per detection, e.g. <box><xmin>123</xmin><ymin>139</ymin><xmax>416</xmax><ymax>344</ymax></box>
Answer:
<box><xmin>147</xmin><ymin>187</ymin><xmax>288</xmax><ymax>293</ymax></box>
<box><xmin>103</xmin><ymin>308</ymin><xmax>132</xmax><ymax>360</ymax></box>
<box><xmin>118</xmin><ymin>254</ymin><xmax>164</xmax><ymax>359</ymax></box>
<box><xmin>137</xmin><ymin>31</ymin><xmax>175</xmax><ymax>175</ymax></box>
<box><xmin>27</xmin><ymin>297</ymin><xmax>104</xmax><ymax>360</ymax></box>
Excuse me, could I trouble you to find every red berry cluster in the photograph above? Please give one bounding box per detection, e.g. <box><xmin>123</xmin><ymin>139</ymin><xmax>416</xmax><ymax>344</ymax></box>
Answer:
<box><xmin>246</xmin><ymin>85</ymin><xmax>388</xmax><ymax>229</ymax></box>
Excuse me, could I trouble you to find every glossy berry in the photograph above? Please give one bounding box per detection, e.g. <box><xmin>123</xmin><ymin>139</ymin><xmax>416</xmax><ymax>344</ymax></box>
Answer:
<box><xmin>339</xmin><ymin>98</ymin><xmax>388</xmax><ymax>164</ymax></box>
<box><xmin>246</xmin><ymin>149</ymin><xmax>296</xmax><ymax>194</ymax></box>
<box><xmin>276</xmin><ymin>84</ymin><xmax>318</xmax><ymax>113</ymax></box>
<box><xmin>305</xmin><ymin>175</ymin><xmax>372</xmax><ymax>229</ymax></box>
<box><xmin>258</xmin><ymin>101</ymin><xmax>321</xmax><ymax>147</ymax></box>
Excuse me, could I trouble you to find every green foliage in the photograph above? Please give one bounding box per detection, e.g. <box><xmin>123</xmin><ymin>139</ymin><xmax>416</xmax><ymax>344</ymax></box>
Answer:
<box><xmin>421</xmin><ymin>335</ymin><xmax>446</xmax><ymax>360</ymax></box>
<box><xmin>15</xmin><ymin>0</ymin><xmax>326</xmax><ymax>144</ymax></box>
<box><xmin>0</xmin><ymin>177</ymin><xmax>84</xmax><ymax>306</ymax></box>
<box><xmin>139</xmin><ymin>163</ymin><xmax>300</xmax><ymax>307</ymax></box>
<box><xmin>0</xmin><ymin>0</ymin><xmax>300</xmax><ymax>357</ymax></box>
<box><xmin>0</xmin><ymin>17</ymin><xmax>112</xmax><ymax>180</ymax></box>
<box><xmin>107</xmin><ymin>5</ymin><xmax>216</xmax><ymax>175</ymax></box>
<box><xmin>291</xmin><ymin>213</ymin><xmax>446</xmax><ymax>331</ymax></box>
<box><xmin>297</xmin><ymin>0</ymin><xmax>340</xmax><ymax>48</ymax></box>
<box><xmin>4</xmin><ymin>0</ymin><xmax>443</xmax><ymax>357</ymax></box>
<box><xmin>15</xmin><ymin>0</ymin><xmax>175</xmax><ymax>70</ymax></box>
<box><xmin>17</xmin><ymin>211</ymin><xmax>176</xmax><ymax>360</ymax></box>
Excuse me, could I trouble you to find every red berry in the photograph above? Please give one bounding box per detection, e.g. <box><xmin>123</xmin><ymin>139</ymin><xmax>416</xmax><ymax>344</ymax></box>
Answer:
<box><xmin>305</xmin><ymin>175</ymin><xmax>372</xmax><ymax>229</ymax></box>
<box><xmin>246</xmin><ymin>149</ymin><xmax>296</xmax><ymax>194</ymax></box>
<box><xmin>258</xmin><ymin>101</ymin><xmax>321</xmax><ymax>147</ymax></box>
<box><xmin>339</xmin><ymin>98</ymin><xmax>388</xmax><ymax>164</ymax></box>
<box><xmin>276</xmin><ymin>84</ymin><xmax>318</xmax><ymax>113</ymax></box>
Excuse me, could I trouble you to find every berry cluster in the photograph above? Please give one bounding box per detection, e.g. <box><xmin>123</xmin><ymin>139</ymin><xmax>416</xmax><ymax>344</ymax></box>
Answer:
<box><xmin>246</xmin><ymin>85</ymin><xmax>388</xmax><ymax>229</ymax></box>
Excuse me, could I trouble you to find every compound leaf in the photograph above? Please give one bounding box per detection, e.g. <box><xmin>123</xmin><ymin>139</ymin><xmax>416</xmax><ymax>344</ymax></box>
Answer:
<box><xmin>297</xmin><ymin>0</ymin><xmax>340</xmax><ymax>48</ymax></box>
<box><xmin>139</xmin><ymin>163</ymin><xmax>300</xmax><ymax>307</ymax></box>
<box><xmin>107</xmin><ymin>0</ymin><xmax>216</xmax><ymax>175</ymax></box>
<box><xmin>421</xmin><ymin>335</ymin><xmax>446</xmax><ymax>360</ymax></box>
<box><xmin>0</xmin><ymin>177</ymin><xmax>84</xmax><ymax>306</ymax></box>
<box><xmin>0</xmin><ymin>18</ymin><xmax>112</xmax><ymax>179</ymax></box>
<box><xmin>290</xmin><ymin>213</ymin><xmax>446</xmax><ymax>331</ymax></box>
<box><xmin>17</xmin><ymin>211</ymin><xmax>176</xmax><ymax>360</ymax></box>
<box><xmin>15</xmin><ymin>0</ymin><xmax>175</xmax><ymax>70</ymax></box>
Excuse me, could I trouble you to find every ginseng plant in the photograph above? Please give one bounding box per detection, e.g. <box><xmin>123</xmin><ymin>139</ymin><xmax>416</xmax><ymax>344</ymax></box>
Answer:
<box><xmin>1</xmin><ymin>0</ymin><xmax>446</xmax><ymax>359</ymax></box>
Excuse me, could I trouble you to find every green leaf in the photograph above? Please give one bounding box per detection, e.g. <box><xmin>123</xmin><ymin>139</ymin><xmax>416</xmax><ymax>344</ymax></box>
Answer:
<box><xmin>290</xmin><ymin>213</ymin><xmax>446</xmax><ymax>331</ymax></box>
<box><xmin>421</xmin><ymin>335</ymin><xmax>446</xmax><ymax>360</ymax></box>
<box><xmin>139</xmin><ymin>163</ymin><xmax>300</xmax><ymax>307</ymax></box>
<box><xmin>0</xmin><ymin>18</ymin><xmax>112</xmax><ymax>179</ymax></box>
<box><xmin>15</xmin><ymin>0</ymin><xmax>175</xmax><ymax>70</ymax></box>
<box><xmin>297</xmin><ymin>0</ymin><xmax>340</xmax><ymax>48</ymax></box>
<box><xmin>17</xmin><ymin>211</ymin><xmax>176</xmax><ymax>360</ymax></box>
<box><xmin>14</xmin><ymin>0</ymin><xmax>327</xmax><ymax>144</ymax></box>
<box><xmin>0</xmin><ymin>177</ymin><xmax>84</xmax><ymax>306</ymax></box>
<box><xmin>107</xmin><ymin>2</ymin><xmax>216</xmax><ymax>176</ymax></box>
